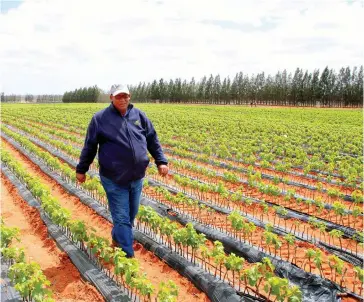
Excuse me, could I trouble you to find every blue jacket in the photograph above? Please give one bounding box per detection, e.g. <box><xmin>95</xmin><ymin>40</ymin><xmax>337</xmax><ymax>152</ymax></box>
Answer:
<box><xmin>76</xmin><ymin>103</ymin><xmax>167</xmax><ymax>185</ymax></box>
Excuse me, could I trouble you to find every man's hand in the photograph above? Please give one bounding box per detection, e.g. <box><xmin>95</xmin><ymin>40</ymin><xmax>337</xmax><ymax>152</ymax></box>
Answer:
<box><xmin>76</xmin><ymin>173</ymin><xmax>86</xmax><ymax>183</ymax></box>
<box><xmin>158</xmin><ymin>165</ymin><xmax>168</xmax><ymax>177</ymax></box>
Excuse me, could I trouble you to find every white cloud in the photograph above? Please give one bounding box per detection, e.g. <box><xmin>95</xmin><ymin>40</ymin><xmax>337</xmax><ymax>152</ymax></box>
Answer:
<box><xmin>0</xmin><ymin>0</ymin><xmax>362</xmax><ymax>94</ymax></box>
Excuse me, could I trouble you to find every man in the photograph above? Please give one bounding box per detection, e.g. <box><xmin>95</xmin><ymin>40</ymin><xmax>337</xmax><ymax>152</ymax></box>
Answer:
<box><xmin>75</xmin><ymin>84</ymin><xmax>168</xmax><ymax>258</ymax></box>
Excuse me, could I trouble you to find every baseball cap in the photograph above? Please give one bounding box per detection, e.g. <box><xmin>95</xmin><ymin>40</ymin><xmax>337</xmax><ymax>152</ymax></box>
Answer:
<box><xmin>110</xmin><ymin>84</ymin><xmax>130</xmax><ymax>96</ymax></box>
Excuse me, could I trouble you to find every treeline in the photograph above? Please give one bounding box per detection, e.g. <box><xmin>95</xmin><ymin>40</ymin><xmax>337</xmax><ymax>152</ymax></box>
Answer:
<box><xmin>62</xmin><ymin>85</ymin><xmax>101</xmax><ymax>103</ymax></box>
<box><xmin>1</xmin><ymin>93</ymin><xmax>62</xmax><ymax>103</ymax></box>
<box><xmin>129</xmin><ymin>66</ymin><xmax>363</xmax><ymax>107</ymax></box>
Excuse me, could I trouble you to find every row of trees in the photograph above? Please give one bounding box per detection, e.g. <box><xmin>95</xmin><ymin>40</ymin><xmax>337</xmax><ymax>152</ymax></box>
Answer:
<box><xmin>1</xmin><ymin>93</ymin><xmax>62</xmax><ymax>103</ymax></box>
<box><xmin>2</xmin><ymin>66</ymin><xmax>362</xmax><ymax>106</ymax></box>
<box><xmin>1</xmin><ymin>86</ymin><xmax>104</xmax><ymax>103</ymax></box>
<box><xmin>129</xmin><ymin>66</ymin><xmax>363</xmax><ymax>107</ymax></box>
<box><xmin>62</xmin><ymin>85</ymin><xmax>101</xmax><ymax>103</ymax></box>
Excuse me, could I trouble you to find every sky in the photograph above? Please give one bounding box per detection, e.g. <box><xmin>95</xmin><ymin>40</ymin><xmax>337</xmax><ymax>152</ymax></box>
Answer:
<box><xmin>0</xmin><ymin>0</ymin><xmax>363</xmax><ymax>95</ymax></box>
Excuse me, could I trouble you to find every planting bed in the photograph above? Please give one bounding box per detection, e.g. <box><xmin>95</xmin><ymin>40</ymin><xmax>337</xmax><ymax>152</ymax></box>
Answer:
<box><xmin>1</xmin><ymin>174</ymin><xmax>105</xmax><ymax>302</ymax></box>
<box><xmin>0</xmin><ymin>138</ymin><xmax>210</xmax><ymax>302</ymax></box>
<box><xmin>1</xmin><ymin>103</ymin><xmax>363</xmax><ymax>302</ymax></box>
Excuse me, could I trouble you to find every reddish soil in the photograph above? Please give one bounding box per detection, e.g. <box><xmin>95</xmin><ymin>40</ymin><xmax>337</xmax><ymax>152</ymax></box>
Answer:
<box><xmin>15</xmin><ymin>117</ymin><xmax>85</xmax><ymax>139</ymax></box>
<box><xmin>3</xmin><ymin>122</ymin><xmax>99</xmax><ymax>174</ymax></box>
<box><xmin>7</xmin><ymin>117</ymin><xmax>356</xmax><ymax>211</ymax></box>
<box><xmin>19</xmin><ymin>118</ymin><xmax>355</xmax><ymax>207</ymax></box>
<box><xmin>23</xmin><ymin>123</ymin><xmax>364</xmax><ymax>227</ymax></box>
<box><xmin>17</xmin><ymin>123</ymin><xmax>359</xmax><ymax>211</ymax></box>
<box><xmin>3</xmin><ymin>124</ymin><xmax>362</xmax><ymax>253</ymax></box>
<box><xmin>163</xmin><ymin>164</ymin><xmax>362</xmax><ymax>231</ymax></box>
<box><xmin>166</xmin><ymin>153</ymin><xmax>356</xmax><ymax>207</ymax></box>
<box><xmin>5</xmin><ymin>117</ymin><xmax>356</xmax><ymax>194</ymax></box>
<box><xmin>146</xmin><ymin>176</ymin><xmax>363</xmax><ymax>255</ymax></box>
<box><xmin>147</xmin><ymin>174</ymin><xmax>362</xmax><ymax>295</ymax></box>
<box><xmin>0</xmin><ymin>174</ymin><xmax>105</xmax><ymax>302</ymax></box>
<box><xmin>1</xmin><ymin>138</ymin><xmax>209</xmax><ymax>302</ymax></box>
<box><xmin>8</xmin><ymin>116</ymin><xmax>359</xmax><ymax>201</ymax></box>
<box><xmin>1</xmin><ymin>124</ymin><xmax>271</xmax><ymax>298</ymax></box>
<box><xmin>3</xmin><ymin>118</ymin><xmax>363</xmax><ymax>298</ymax></box>
<box><xmin>2</xmin><ymin>133</ymin><xmax>298</xmax><ymax>301</ymax></box>
<box><xmin>164</xmin><ymin>144</ymin><xmax>357</xmax><ymax>195</ymax></box>
<box><xmin>163</xmin><ymin>140</ymin><xmax>360</xmax><ymax>184</ymax></box>
<box><xmin>136</xmin><ymin>218</ymin><xmax>265</xmax><ymax>297</ymax></box>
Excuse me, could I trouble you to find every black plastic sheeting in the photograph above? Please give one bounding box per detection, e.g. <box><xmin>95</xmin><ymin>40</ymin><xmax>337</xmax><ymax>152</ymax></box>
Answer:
<box><xmin>3</xmin><ymin>125</ymin><xmax>101</xmax><ymax>178</ymax></box>
<box><xmin>4</xmin><ymin>125</ymin><xmax>81</xmax><ymax>167</ymax></box>
<box><xmin>3</xmin><ymin>129</ymin><xmax>362</xmax><ymax>267</ymax></box>
<box><xmin>7</xmin><ymin>120</ymin><xmax>361</xmax><ymax>180</ymax></box>
<box><xmin>1</xmin><ymin>164</ymin><xmax>131</xmax><ymax>302</ymax></box>
<box><xmin>2</xmin><ymin>131</ymin><xmax>362</xmax><ymax>301</ymax></box>
<box><xmin>146</xmin><ymin>179</ymin><xmax>364</xmax><ymax>268</ymax></box>
<box><xmin>134</xmin><ymin>231</ymin><xmax>257</xmax><ymax>302</ymax></box>
<box><xmin>165</xmin><ymin>168</ymin><xmax>359</xmax><ymax>240</ymax></box>
<box><xmin>164</xmin><ymin>168</ymin><xmax>363</xmax><ymax>252</ymax></box>
<box><xmin>139</xmin><ymin>196</ymin><xmax>353</xmax><ymax>302</ymax></box>
<box><xmin>1</xmin><ymin>135</ymin><xmax>249</xmax><ymax>302</ymax></box>
<box><xmin>163</xmin><ymin>147</ymin><xmax>356</xmax><ymax>194</ymax></box>
<box><xmin>7</xmin><ymin>122</ymin><xmax>361</xmax><ymax>189</ymax></box>
<box><xmin>166</xmin><ymin>152</ymin><xmax>355</xmax><ymax>202</ymax></box>
<box><xmin>5</xmin><ymin>127</ymin><xmax>359</xmax><ymax>242</ymax></box>
<box><xmin>3</xmin><ymin>130</ymin><xmax>362</xmax><ymax>266</ymax></box>
<box><xmin>260</xmin><ymin>199</ymin><xmax>358</xmax><ymax>240</ymax></box>
<box><xmin>169</xmin><ymin>167</ymin><xmax>357</xmax><ymax>220</ymax></box>
<box><xmin>3</xmin><ymin>126</ymin><xmax>360</xmax><ymax>238</ymax></box>
<box><xmin>317</xmin><ymin>241</ymin><xmax>363</xmax><ymax>267</ymax></box>
<box><xmin>169</xmin><ymin>166</ymin><xmax>363</xmax><ymax>231</ymax></box>
<box><xmin>6</xmin><ymin>122</ymin><xmax>356</xmax><ymax>202</ymax></box>
<box><xmin>1</xmin><ymin>260</ymin><xmax>22</xmax><ymax>302</ymax></box>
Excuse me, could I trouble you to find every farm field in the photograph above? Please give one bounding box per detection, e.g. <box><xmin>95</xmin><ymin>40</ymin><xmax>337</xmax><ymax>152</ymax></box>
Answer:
<box><xmin>1</xmin><ymin>103</ymin><xmax>363</xmax><ymax>302</ymax></box>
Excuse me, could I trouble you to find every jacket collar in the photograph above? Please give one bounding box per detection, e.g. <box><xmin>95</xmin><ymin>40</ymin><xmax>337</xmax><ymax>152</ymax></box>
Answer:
<box><xmin>109</xmin><ymin>102</ymin><xmax>134</xmax><ymax>117</ymax></box>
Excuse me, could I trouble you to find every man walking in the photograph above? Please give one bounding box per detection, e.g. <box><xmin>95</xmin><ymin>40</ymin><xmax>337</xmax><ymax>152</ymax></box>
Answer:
<box><xmin>76</xmin><ymin>84</ymin><xmax>168</xmax><ymax>258</ymax></box>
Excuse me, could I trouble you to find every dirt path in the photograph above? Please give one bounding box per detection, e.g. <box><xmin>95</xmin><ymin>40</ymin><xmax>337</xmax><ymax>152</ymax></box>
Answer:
<box><xmin>1</xmin><ymin>138</ymin><xmax>209</xmax><ymax>302</ymax></box>
<box><xmin>0</xmin><ymin>174</ymin><xmax>105</xmax><ymax>302</ymax></box>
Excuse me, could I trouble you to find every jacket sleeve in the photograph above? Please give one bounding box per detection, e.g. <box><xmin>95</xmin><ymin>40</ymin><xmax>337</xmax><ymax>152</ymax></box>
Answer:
<box><xmin>145</xmin><ymin>116</ymin><xmax>168</xmax><ymax>166</ymax></box>
<box><xmin>76</xmin><ymin>116</ymin><xmax>99</xmax><ymax>174</ymax></box>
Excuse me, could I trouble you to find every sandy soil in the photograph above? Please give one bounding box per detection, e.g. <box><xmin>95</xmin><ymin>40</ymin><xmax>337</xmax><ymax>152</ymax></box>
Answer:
<box><xmin>1</xmin><ymin>138</ymin><xmax>209</xmax><ymax>302</ymax></box>
<box><xmin>147</xmin><ymin>173</ymin><xmax>361</xmax><ymax>295</ymax></box>
<box><xmin>1</xmin><ymin>174</ymin><xmax>105</xmax><ymax>302</ymax></box>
